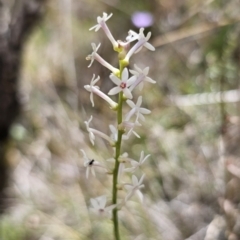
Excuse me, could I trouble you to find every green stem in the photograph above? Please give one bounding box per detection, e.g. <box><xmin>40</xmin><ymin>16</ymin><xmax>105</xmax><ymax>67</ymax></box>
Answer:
<box><xmin>112</xmin><ymin>72</ymin><xmax>124</xmax><ymax>240</ymax></box>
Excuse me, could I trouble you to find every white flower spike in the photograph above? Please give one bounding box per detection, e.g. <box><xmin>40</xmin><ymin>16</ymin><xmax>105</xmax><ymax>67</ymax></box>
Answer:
<box><xmin>83</xmin><ymin>12</ymin><xmax>154</xmax><ymax>231</ymax></box>
<box><xmin>108</xmin><ymin>68</ymin><xmax>135</xmax><ymax>99</ymax></box>
<box><xmin>90</xmin><ymin>195</ymin><xmax>117</xmax><ymax>217</ymax></box>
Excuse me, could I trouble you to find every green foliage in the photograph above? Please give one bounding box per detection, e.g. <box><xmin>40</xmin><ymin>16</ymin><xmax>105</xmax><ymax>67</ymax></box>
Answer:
<box><xmin>0</xmin><ymin>219</ymin><xmax>27</xmax><ymax>240</ymax></box>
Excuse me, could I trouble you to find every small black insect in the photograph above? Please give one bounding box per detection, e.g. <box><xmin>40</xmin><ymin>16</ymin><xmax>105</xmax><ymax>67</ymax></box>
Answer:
<box><xmin>89</xmin><ymin>159</ymin><xmax>95</xmax><ymax>165</ymax></box>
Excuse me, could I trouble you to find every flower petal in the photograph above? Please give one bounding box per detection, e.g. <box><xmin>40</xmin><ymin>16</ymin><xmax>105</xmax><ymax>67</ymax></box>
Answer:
<box><xmin>136</xmin><ymin>96</ymin><xmax>142</xmax><ymax>107</ymax></box>
<box><xmin>110</xmin><ymin>74</ymin><xmax>121</xmax><ymax>85</ymax></box>
<box><xmin>121</xmin><ymin>68</ymin><xmax>129</xmax><ymax>81</ymax></box>
<box><xmin>132</xmin><ymin>175</ymin><xmax>138</xmax><ymax>186</ymax></box>
<box><xmin>108</xmin><ymin>86</ymin><xmax>121</xmax><ymax>95</ymax></box>
<box><xmin>99</xmin><ymin>195</ymin><xmax>107</xmax><ymax>209</ymax></box>
<box><xmin>105</xmin><ymin>204</ymin><xmax>117</xmax><ymax>212</ymax></box>
<box><xmin>146</xmin><ymin>76</ymin><xmax>156</xmax><ymax>84</ymax></box>
<box><xmin>142</xmin><ymin>154</ymin><xmax>150</xmax><ymax>164</ymax></box>
<box><xmin>139</xmin><ymin>174</ymin><xmax>145</xmax><ymax>185</ymax></box>
<box><xmin>139</xmin><ymin>108</ymin><xmax>151</xmax><ymax>114</ymax></box>
<box><xmin>90</xmin><ymin>198</ymin><xmax>99</xmax><ymax>209</ymax></box>
<box><xmin>86</xmin><ymin>167</ymin><xmax>90</xmax><ymax>179</ymax></box>
<box><xmin>144</xmin><ymin>42</ymin><xmax>155</xmax><ymax>51</ymax></box>
<box><xmin>126</xmin><ymin>100</ymin><xmax>135</xmax><ymax>109</ymax></box>
<box><xmin>123</xmin><ymin>88</ymin><xmax>133</xmax><ymax>99</ymax></box>
<box><xmin>127</xmin><ymin>76</ymin><xmax>137</xmax><ymax>86</ymax></box>
<box><xmin>136</xmin><ymin>190</ymin><xmax>144</xmax><ymax>203</ymax></box>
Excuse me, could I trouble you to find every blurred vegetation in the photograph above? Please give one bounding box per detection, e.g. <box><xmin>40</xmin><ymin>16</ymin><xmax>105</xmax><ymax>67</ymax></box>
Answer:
<box><xmin>1</xmin><ymin>0</ymin><xmax>240</xmax><ymax>239</ymax></box>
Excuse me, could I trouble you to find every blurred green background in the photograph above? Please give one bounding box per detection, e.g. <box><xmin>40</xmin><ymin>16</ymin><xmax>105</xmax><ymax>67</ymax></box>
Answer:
<box><xmin>1</xmin><ymin>0</ymin><xmax>240</xmax><ymax>239</ymax></box>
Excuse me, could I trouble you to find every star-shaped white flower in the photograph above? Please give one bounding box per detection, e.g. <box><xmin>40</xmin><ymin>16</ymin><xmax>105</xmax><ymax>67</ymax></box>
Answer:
<box><xmin>90</xmin><ymin>195</ymin><xmax>117</xmax><ymax>217</ymax></box>
<box><xmin>84</xmin><ymin>74</ymin><xmax>100</xmax><ymax>107</ymax></box>
<box><xmin>124</xmin><ymin>174</ymin><xmax>145</xmax><ymax>203</ymax></box>
<box><xmin>107</xmin><ymin>152</ymin><xmax>134</xmax><ymax>187</ymax></box>
<box><xmin>86</xmin><ymin>43</ymin><xmax>101</xmax><ymax>68</ymax></box>
<box><xmin>108</xmin><ymin>68</ymin><xmax>135</xmax><ymax>99</ymax></box>
<box><xmin>85</xmin><ymin>116</ymin><xmax>115</xmax><ymax>146</ymax></box>
<box><xmin>126</xmin><ymin>28</ymin><xmax>155</xmax><ymax>51</ymax></box>
<box><xmin>125</xmin><ymin>96</ymin><xmax>151</xmax><ymax>122</ymax></box>
<box><xmin>129</xmin><ymin>64</ymin><xmax>156</xmax><ymax>91</ymax></box>
<box><xmin>119</xmin><ymin>119</ymin><xmax>141</xmax><ymax>139</ymax></box>
<box><xmin>109</xmin><ymin>124</ymin><xmax>129</xmax><ymax>142</ymax></box>
<box><xmin>89</xmin><ymin>12</ymin><xmax>113</xmax><ymax>32</ymax></box>
<box><xmin>86</xmin><ymin>43</ymin><xmax>119</xmax><ymax>74</ymax></box>
<box><xmin>80</xmin><ymin>149</ymin><xmax>102</xmax><ymax>178</ymax></box>
<box><xmin>126</xmin><ymin>30</ymin><xmax>139</xmax><ymax>42</ymax></box>
<box><xmin>125</xmin><ymin>151</ymin><xmax>150</xmax><ymax>173</ymax></box>
<box><xmin>117</xmin><ymin>152</ymin><xmax>134</xmax><ymax>183</ymax></box>
<box><xmin>109</xmin><ymin>124</ymin><xmax>118</xmax><ymax>142</ymax></box>
<box><xmin>124</xmin><ymin>28</ymin><xmax>155</xmax><ymax>62</ymax></box>
<box><xmin>84</xmin><ymin>75</ymin><xmax>118</xmax><ymax>109</ymax></box>
<box><xmin>89</xmin><ymin>13</ymin><xmax>119</xmax><ymax>49</ymax></box>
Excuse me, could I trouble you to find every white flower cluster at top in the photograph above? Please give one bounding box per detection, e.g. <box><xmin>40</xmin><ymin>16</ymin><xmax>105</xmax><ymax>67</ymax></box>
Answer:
<box><xmin>81</xmin><ymin>12</ymin><xmax>155</xmax><ymax>217</ymax></box>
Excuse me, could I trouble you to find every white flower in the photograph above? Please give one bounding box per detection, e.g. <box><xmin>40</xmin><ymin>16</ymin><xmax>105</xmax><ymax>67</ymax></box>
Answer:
<box><xmin>107</xmin><ymin>152</ymin><xmax>133</xmax><ymax>185</ymax></box>
<box><xmin>125</xmin><ymin>151</ymin><xmax>150</xmax><ymax>173</ymax></box>
<box><xmin>84</xmin><ymin>74</ymin><xmax>100</xmax><ymax>107</ymax></box>
<box><xmin>124</xmin><ymin>174</ymin><xmax>145</xmax><ymax>203</ymax></box>
<box><xmin>124</xmin><ymin>28</ymin><xmax>155</xmax><ymax>62</ymax></box>
<box><xmin>109</xmin><ymin>124</ymin><xmax>118</xmax><ymax>142</ymax></box>
<box><xmin>80</xmin><ymin>149</ymin><xmax>103</xmax><ymax>178</ymax></box>
<box><xmin>117</xmin><ymin>152</ymin><xmax>134</xmax><ymax>182</ymax></box>
<box><xmin>85</xmin><ymin>116</ymin><xmax>115</xmax><ymax>146</ymax></box>
<box><xmin>125</xmin><ymin>96</ymin><xmax>151</xmax><ymax>122</ymax></box>
<box><xmin>119</xmin><ymin>152</ymin><xmax>134</xmax><ymax>163</ymax></box>
<box><xmin>89</xmin><ymin>12</ymin><xmax>113</xmax><ymax>32</ymax></box>
<box><xmin>89</xmin><ymin>12</ymin><xmax>118</xmax><ymax>49</ymax></box>
<box><xmin>86</xmin><ymin>43</ymin><xmax>101</xmax><ymax>68</ymax></box>
<box><xmin>109</xmin><ymin>124</ymin><xmax>129</xmax><ymax>142</ymax></box>
<box><xmin>129</xmin><ymin>64</ymin><xmax>156</xmax><ymax>91</ymax></box>
<box><xmin>127</xmin><ymin>28</ymin><xmax>155</xmax><ymax>50</ymax></box>
<box><xmin>119</xmin><ymin>120</ymin><xmax>141</xmax><ymax>139</ymax></box>
<box><xmin>86</xmin><ymin>43</ymin><xmax>119</xmax><ymax>75</ymax></box>
<box><xmin>90</xmin><ymin>195</ymin><xmax>117</xmax><ymax>217</ymax></box>
<box><xmin>126</xmin><ymin>30</ymin><xmax>139</xmax><ymax>42</ymax></box>
<box><xmin>84</xmin><ymin>74</ymin><xmax>118</xmax><ymax>109</ymax></box>
<box><xmin>108</xmin><ymin>68</ymin><xmax>135</xmax><ymax>99</ymax></box>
